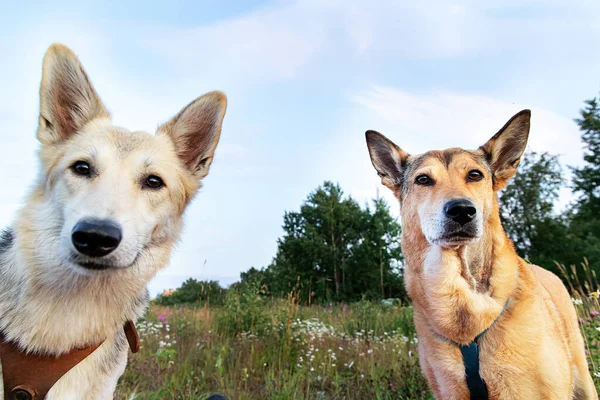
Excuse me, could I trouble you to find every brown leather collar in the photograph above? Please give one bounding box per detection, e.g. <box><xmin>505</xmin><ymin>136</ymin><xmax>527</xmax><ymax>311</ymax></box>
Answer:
<box><xmin>1</xmin><ymin>321</ymin><xmax>139</xmax><ymax>400</ymax></box>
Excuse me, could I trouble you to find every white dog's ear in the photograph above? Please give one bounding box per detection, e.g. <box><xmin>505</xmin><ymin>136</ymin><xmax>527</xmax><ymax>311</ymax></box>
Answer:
<box><xmin>38</xmin><ymin>44</ymin><xmax>109</xmax><ymax>144</ymax></box>
<box><xmin>480</xmin><ymin>110</ymin><xmax>531</xmax><ymax>190</ymax></box>
<box><xmin>366</xmin><ymin>130</ymin><xmax>409</xmax><ymax>194</ymax></box>
<box><xmin>158</xmin><ymin>91</ymin><xmax>227</xmax><ymax>179</ymax></box>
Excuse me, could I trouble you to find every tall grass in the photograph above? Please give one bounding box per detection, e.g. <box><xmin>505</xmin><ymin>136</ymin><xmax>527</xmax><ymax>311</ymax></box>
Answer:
<box><xmin>117</xmin><ymin>262</ymin><xmax>600</xmax><ymax>399</ymax></box>
<box><xmin>116</xmin><ymin>285</ymin><xmax>429</xmax><ymax>399</ymax></box>
<box><xmin>557</xmin><ymin>259</ymin><xmax>600</xmax><ymax>382</ymax></box>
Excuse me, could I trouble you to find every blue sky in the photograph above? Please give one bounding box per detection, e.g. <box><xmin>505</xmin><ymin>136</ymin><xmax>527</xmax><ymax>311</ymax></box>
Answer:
<box><xmin>0</xmin><ymin>0</ymin><xmax>599</xmax><ymax>296</ymax></box>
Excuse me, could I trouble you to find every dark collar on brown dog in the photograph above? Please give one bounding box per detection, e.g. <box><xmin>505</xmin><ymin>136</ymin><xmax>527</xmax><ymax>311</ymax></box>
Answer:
<box><xmin>0</xmin><ymin>320</ymin><xmax>139</xmax><ymax>400</ymax></box>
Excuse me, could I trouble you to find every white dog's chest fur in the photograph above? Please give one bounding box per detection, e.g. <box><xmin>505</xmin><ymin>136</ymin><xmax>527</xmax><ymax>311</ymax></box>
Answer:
<box><xmin>46</xmin><ymin>333</ymin><xmax>129</xmax><ymax>400</ymax></box>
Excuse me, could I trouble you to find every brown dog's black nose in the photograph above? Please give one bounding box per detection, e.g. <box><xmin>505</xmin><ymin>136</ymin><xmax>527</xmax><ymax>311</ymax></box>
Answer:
<box><xmin>444</xmin><ymin>199</ymin><xmax>477</xmax><ymax>225</ymax></box>
<box><xmin>72</xmin><ymin>219</ymin><xmax>122</xmax><ymax>257</ymax></box>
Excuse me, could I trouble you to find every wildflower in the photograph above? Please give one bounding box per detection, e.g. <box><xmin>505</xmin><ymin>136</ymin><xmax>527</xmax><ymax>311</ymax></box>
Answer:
<box><xmin>590</xmin><ymin>292</ymin><xmax>599</xmax><ymax>299</ymax></box>
<box><xmin>591</xmin><ymin>311</ymin><xmax>599</xmax><ymax>317</ymax></box>
<box><xmin>594</xmin><ymin>372</ymin><xmax>600</xmax><ymax>378</ymax></box>
<box><xmin>572</xmin><ymin>298</ymin><xmax>584</xmax><ymax>305</ymax></box>
<box><xmin>348</xmin><ymin>361</ymin><xmax>354</xmax><ymax>368</ymax></box>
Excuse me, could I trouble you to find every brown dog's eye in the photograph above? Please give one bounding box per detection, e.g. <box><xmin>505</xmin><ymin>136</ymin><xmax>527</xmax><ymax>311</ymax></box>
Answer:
<box><xmin>415</xmin><ymin>174</ymin><xmax>433</xmax><ymax>186</ymax></box>
<box><xmin>467</xmin><ymin>170</ymin><xmax>484</xmax><ymax>182</ymax></box>
<box><xmin>144</xmin><ymin>175</ymin><xmax>164</xmax><ymax>189</ymax></box>
<box><xmin>71</xmin><ymin>161</ymin><xmax>91</xmax><ymax>176</ymax></box>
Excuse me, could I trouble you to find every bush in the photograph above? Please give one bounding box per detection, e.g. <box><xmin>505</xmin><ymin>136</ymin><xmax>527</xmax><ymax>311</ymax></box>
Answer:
<box><xmin>157</xmin><ymin>279</ymin><xmax>227</xmax><ymax>306</ymax></box>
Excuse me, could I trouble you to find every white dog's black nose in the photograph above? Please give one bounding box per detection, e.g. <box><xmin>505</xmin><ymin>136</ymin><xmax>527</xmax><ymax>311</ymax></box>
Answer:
<box><xmin>444</xmin><ymin>199</ymin><xmax>477</xmax><ymax>225</ymax></box>
<box><xmin>72</xmin><ymin>219</ymin><xmax>122</xmax><ymax>257</ymax></box>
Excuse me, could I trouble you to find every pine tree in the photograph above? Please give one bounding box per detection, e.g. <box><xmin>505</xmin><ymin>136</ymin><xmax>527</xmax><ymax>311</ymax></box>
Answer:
<box><xmin>567</xmin><ymin>95</ymin><xmax>600</xmax><ymax>275</ymax></box>
<box><xmin>572</xmin><ymin>96</ymin><xmax>600</xmax><ymax>205</ymax></box>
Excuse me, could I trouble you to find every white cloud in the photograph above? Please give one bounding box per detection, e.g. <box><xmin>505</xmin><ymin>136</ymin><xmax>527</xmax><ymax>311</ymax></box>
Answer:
<box><xmin>137</xmin><ymin>0</ymin><xmax>506</xmax><ymax>86</ymax></box>
<box><xmin>142</xmin><ymin>1</ymin><xmax>328</xmax><ymax>84</ymax></box>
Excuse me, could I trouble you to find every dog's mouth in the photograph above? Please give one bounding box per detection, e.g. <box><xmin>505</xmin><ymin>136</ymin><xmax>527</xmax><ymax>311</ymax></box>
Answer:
<box><xmin>76</xmin><ymin>261</ymin><xmax>113</xmax><ymax>270</ymax></box>
<box><xmin>69</xmin><ymin>250</ymin><xmax>142</xmax><ymax>272</ymax></box>
<box><xmin>432</xmin><ymin>231</ymin><xmax>480</xmax><ymax>246</ymax></box>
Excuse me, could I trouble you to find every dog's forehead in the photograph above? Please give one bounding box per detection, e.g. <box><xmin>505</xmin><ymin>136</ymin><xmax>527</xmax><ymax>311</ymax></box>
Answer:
<box><xmin>108</xmin><ymin>129</ymin><xmax>156</xmax><ymax>156</ymax></box>
<box><xmin>406</xmin><ymin>148</ymin><xmax>487</xmax><ymax>173</ymax></box>
<box><xmin>71</xmin><ymin>127</ymin><xmax>170</xmax><ymax>159</ymax></box>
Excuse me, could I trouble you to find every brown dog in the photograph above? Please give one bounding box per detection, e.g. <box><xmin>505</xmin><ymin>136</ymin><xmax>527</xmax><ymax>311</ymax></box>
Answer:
<box><xmin>366</xmin><ymin>110</ymin><xmax>597</xmax><ymax>399</ymax></box>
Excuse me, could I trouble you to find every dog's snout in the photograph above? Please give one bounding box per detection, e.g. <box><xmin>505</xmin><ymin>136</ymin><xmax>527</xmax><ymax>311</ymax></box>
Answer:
<box><xmin>72</xmin><ymin>219</ymin><xmax>122</xmax><ymax>258</ymax></box>
<box><xmin>444</xmin><ymin>199</ymin><xmax>477</xmax><ymax>225</ymax></box>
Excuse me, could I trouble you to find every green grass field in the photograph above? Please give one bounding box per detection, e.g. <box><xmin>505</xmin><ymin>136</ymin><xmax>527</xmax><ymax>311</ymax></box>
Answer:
<box><xmin>116</xmin><ymin>264</ymin><xmax>600</xmax><ymax>399</ymax></box>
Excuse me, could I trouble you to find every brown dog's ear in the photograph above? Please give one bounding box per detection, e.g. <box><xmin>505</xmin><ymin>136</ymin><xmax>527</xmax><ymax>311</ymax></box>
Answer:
<box><xmin>38</xmin><ymin>44</ymin><xmax>110</xmax><ymax>144</ymax></box>
<box><xmin>366</xmin><ymin>130</ymin><xmax>409</xmax><ymax>193</ymax></box>
<box><xmin>479</xmin><ymin>110</ymin><xmax>531</xmax><ymax>190</ymax></box>
<box><xmin>158</xmin><ymin>91</ymin><xmax>227</xmax><ymax>180</ymax></box>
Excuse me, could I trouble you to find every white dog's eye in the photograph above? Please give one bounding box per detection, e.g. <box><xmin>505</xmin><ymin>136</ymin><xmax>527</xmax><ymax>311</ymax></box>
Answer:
<box><xmin>144</xmin><ymin>175</ymin><xmax>165</xmax><ymax>190</ymax></box>
<box><xmin>71</xmin><ymin>161</ymin><xmax>91</xmax><ymax>177</ymax></box>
